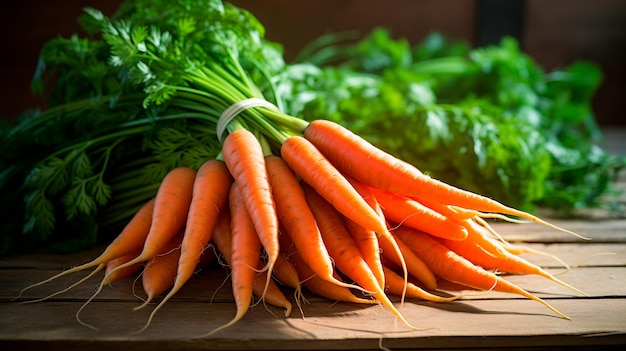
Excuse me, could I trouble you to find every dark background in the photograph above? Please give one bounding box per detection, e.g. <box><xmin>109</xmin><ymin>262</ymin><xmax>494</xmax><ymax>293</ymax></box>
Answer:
<box><xmin>1</xmin><ymin>0</ymin><xmax>624</xmax><ymax>125</ymax></box>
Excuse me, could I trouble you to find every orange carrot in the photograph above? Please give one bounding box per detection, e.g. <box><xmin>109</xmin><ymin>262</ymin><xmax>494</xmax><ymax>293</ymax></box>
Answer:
<box><xmin>438</xmin><ymin>219</ymin><xmax>586</xmax><ymax>296</ymax></box>
<box><xmin>496</xmin><ymin>241</ymin><xmax>572</xmax><ymax>270</ymax></box>
<box><xmin>222</xmin><ymin>128</ymin><xmax>279</xmax><ymax>276</ymax></box>
<box><xmin>304</xmin><ymin>119</ymin><xmax>583</xmax><ymax>238</ymax></box>
<box><xmin>275</xmin><ymin>228</ymin><xmax>307</xmax><ymax>309</ymax></box>
<box><xmin>209</xmin><ymin>205</ymin><xmax>233</xmax><ymax>262</ymax></box>
<box><xmin>17</xmin><ymin>198</ymin><xmax>156</xmax><ymax>302</ymax></box>
<box><xmin>208</xmin><ymin>191</ymin><xmax>294</xmax><ymax>322</ymax></box>
<box><xmin>303</xmin><ymin>184</ymin><xmax>418</xmax><ymax>329</ymax></box>
<box><xmin>343</xmin><ymin>216</ymin><xmax>385</xmax><ymax>290</ymax></box>
<box><xmin>345</xmin><ymin>177</ymin><xmax>411</xmax><ymax>304</ymax></box>
<box><xmin>103</xmin><ymin>167</ymin><xmax>196</xmax><ymax>282</ymax></box>
<box><xmin>136</xmin><ymin>230</ymin><xmax>184</xmax><ymax>310</ymax></box>
<box><xmin>373</xmin><ymin>188</ymin><xmax>468</xmax><ymax>241</ymax></box>
<box><xmin>135</xmin><ymin>159</ymin><xmax>233</xmax><ymax>333</ymax></box>
<box><xmin>78</xmin><ymin>167</ymin><xmax>196</xmax><ymax>330</ymax></box>
<box><xmin>393</xmin><ymin>225</ymin><xmax>570</xmax><ymax>319</ymax></box>
<box><xmin>265</xmin><ymin>155</ymin><xmax>359</xmax><ymax>291</ymax></box>
<box><xmin>382</xmin><ymin>266</ymin><xmax>460</xmax><ymax>302</ymax></box>
<box><xmin>377</xmin><ymin>224</ymin><xmax>437</xmax><ymax>291</ymax></box>
<box><xmin>252</xmin><ymin>260</ymin><xmax>293</xmax><ymax>317</ymax></box>
<box><xmin>177</xmin><ymin>159</ymin><xmax>231</xmax><ymax>287</ymax></box>
<box><xmin>199</xmin><ymin>182</ymin><xmax>262</xmax><ymax>336</ymax></box>
<box><xmin>102</xmin><ymin>251</ymin><xmax>143</xmax><ymax>286</ymax></box>
<box><xmin>271</xmin><ymin>252</ymin><xmax>302</xmax><ymax>293</ymax></box>
<box><xmin>280</xmin><ymin>135</ymin><xmax>388</xmax><ymax>235</ymax></box>
<box><xmin>282</xmin><ymin>232</ymin><xmax>377</xmax><ymax>305</ymax></box>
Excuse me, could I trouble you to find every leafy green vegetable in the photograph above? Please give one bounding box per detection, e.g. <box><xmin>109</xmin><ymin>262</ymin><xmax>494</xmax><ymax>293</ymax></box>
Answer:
<box><xmin>283</xmin><ymin>28</ymin><xmax>625</xmax><ymax>213</ymax></box>
<box><xmin>0</xmin><ymin>0</ymin><xmax>292</xmax><ymax>256</ymax></box>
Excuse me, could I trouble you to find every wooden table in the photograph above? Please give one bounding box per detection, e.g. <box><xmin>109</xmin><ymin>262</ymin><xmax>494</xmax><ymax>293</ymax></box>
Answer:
<box><xmin>2</xmin><ymin>128</ymin><xmax>625</xmax><ymax>351</ymax></box>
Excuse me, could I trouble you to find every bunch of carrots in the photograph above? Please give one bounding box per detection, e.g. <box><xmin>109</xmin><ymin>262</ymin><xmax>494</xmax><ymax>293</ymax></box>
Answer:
<box><xmin>19</xmin><ymin>116</ymin><xmax>587</xmax><ymax>336</ymax></box>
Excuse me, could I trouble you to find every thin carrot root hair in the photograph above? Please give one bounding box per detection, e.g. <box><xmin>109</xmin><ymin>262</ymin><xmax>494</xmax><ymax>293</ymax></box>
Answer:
<box><xmin>440</xmin><ymin>228</ymin><xmax>587</xmax><ymax>297</ymax></box>
<box><xmin>382</xmin><ymin>266</ymin><xmax>462</xmax><ymax>303</ymax></box>
<box><xmin>556</xmin><ymin>252</ymin><xmax>617</xmax><ymax>275</ymax></box>
<box><xmin>17</xmin><ymin>264</ymin><xmax>106</xmax><ymax>304</ymax></box>
<box><xmin>103</xmin><ymin>252</ymin><xmax>143</xmax><ymax>286</ymax></box>
<box><xmin>133</xmin><ymin>231</ymin><xmax>184</xmax><ymax>312</ymax></box>
<box><xmin>393</xmin><ymin>225</ymin><xmax>571</xmax><ymax>320</ymax></box>
<box><xmin>15</xmin><ymin>198</ymin><xmax>157</xmax><ymax>301</ymax></box>
<box><xmin>76</xmin><ymin>168</ymin><xmax>195</xmax><ymax>331</ymax></box>
<box><xmin>249</xmin><ymin>260</ymin><xmax>293</xmax><ymax>317</ymax></box>
<box><xmin>378</xmin><ymin>222</ymin><xmax>437</xmax><ymax>291</ymax></box>
<box><xmin>502</xmin><ymin>243</ymin><xmax>573</xmax><ymax>270</ymax></box>
<box><xmin>447</xmin><ymin>205</ymin><xmax>531</xmax><ymax>223</ymax></box>
<box><xmin>471</xmin><ymin>217</ymin><xmax>573</xmax><ymax>271</ymax></box>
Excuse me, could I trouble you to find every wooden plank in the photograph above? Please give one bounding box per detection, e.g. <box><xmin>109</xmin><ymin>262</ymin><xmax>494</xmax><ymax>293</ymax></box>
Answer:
<box><xmin>514</xmin><ymin>243</ymin><xmax>626</xmax><ymax>268</ymax></box>
<box><xmin>1</xmin><ymin>298</ymin><xmax>624</xmax><ymax>350</ymax></box>
<box><xmin>2</xmin><ymin>266</ymin><xmax>624</xmax><ymax>303</ymax></box>
<box><xmin>490</xmin><ymin>219</ymin><xmax>626</xmax><ymax>243</ymax></box>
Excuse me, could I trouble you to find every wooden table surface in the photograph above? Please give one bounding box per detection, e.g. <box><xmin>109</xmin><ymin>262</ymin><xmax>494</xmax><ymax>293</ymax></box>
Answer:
<box><xmin>2</xmin><ymin>128</ymin><xmax>625</xmax><ymax>351</ymax></box>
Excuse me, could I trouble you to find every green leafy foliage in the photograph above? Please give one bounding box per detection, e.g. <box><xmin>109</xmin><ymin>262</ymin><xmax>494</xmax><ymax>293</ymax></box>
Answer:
<box><xmin>0</xmin><ymin>0</ymin><xmax>287</xmax><ymax>255</ymax></box>
<box><xmin>284</xmin><ymin>28</ymin><xmax>625</xmax><ymax>213</ymax></box>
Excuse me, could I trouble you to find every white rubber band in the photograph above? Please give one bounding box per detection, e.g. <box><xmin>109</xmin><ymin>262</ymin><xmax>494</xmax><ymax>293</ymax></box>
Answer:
<box><xmin>217</xmin><ymin>98</ymin><xmax>279</xmax><ymax>141</ymax></box>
